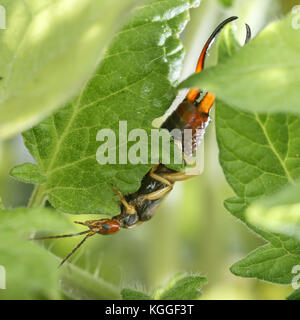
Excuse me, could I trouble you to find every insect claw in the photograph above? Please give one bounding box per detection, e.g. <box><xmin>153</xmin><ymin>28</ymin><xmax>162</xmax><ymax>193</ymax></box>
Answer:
<box><xmin>245</xmin><ymin>23</ymin><xmax>252</xmax><ymax>44</ymax></box>
<box><xmin>186</xmin><ymin>16</ymin><xmax>239</xmax><ymax>103</ymax></box>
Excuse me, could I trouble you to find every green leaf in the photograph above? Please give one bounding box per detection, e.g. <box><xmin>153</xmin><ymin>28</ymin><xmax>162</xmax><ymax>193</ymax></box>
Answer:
<box><xmin>10</xmin><ymin>162</ymin><xmax>47</xmax><ymax>184</ymax></box>
<box><xmin>153</xmin><ymin>273</ymin><xmax>207</xmax><ymax>300</ymax></box>
<box><xmin>246</xmin><ymin>181</ymin><xmax>300</xmax><ymax>241</ymax></box>
<box><xmin>218</xmin><ymin>101</ymin><xmax>300</xmax><ymax>284</ymax></box>
<box><xmin>230</xmin><ymin>243</ymin><xmax>300</xmax><ymax>284</ymax></box>
<box><xmin>225</xmin><ymin>197</ymin><xmax>300</xmax><ymax>285</ymax></box>
<box><xmin>121</xmin><ymin>288</ymin><xmax>151</xmax><ymax>300</ymax></box>
<box><xmin>180</xmin><ymin>14</ymin><xmax>300</xmax><ymax>114</ymax></box>
<box><xmin>215</xmin><ymin>26</ymin><xmax>300</xmax><ymax>285</ymax></box>
<box><xmin>287</xmin><ymin>288</ymin><xmax>300</xmax><ymax>300</ymax></box>
<box><xmin>0</xmin><ymin>207</ymin><xmax>73</xmax><ymax>299</ymax></box>
<box><xmin>23</xmin><ymin>0</ymin><xmax>200</xmax><ymax>215</ymax></box>
<box><xmin>216</xmin><ymin>102</ymin><xmax>300</xmax><ymax>200</ymax></box>
<box><xmin>0</xmin><ymin>0</ymin><xmax>142</xmax><ymax>140</ymax></box>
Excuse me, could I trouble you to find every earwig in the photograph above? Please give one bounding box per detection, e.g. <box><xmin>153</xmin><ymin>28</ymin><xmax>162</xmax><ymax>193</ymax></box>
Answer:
<box><xmin>32</xmin><ymin>17</ymin><xmax>251</xmax><ymax>266</ymax></box>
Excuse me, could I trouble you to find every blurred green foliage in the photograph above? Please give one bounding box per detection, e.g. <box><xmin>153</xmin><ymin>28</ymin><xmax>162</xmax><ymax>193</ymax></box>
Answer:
<box><xmin>247</xmin><ymin>181</ymin><xmax>300</xmax><ymax>240</ymax></box>
<box><xmin>0</xmin><ymin>0</ymin><xmax>141</xmax><ymax>140</ymax></box>
<box><xmin>0</xmin><ymin>208</ymin><xmax>73</xmax><ymax>299</ymax></box>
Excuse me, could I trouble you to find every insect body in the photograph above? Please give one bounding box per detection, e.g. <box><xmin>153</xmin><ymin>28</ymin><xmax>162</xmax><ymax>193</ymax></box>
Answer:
<box><xmin>34</xmin><ymin>17</ymin><xmax>251</xmax><ymax>266</ymax></box>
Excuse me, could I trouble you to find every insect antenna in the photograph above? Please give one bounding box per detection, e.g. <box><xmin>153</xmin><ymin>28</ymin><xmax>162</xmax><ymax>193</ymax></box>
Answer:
<box><xmin>31</xmin><ymin>230</ymin><xmax>95</xmax><ymax>267</ymax></box>
<box><xmin>59</xmin><ymin>232</ymin><xmax>95</xmax><ymax>267</ymax></box>
<box><xmin>31</xmin><ymin>230</ymin><xmax>90</xmax><ymax>240</ymax></box>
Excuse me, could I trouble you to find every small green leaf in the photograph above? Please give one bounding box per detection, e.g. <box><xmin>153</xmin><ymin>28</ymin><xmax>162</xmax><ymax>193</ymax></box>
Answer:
<box><xmin>246</xmin><ymin>181</ymin><xmax>300</xmax><ymax>241</ymax></box>
<box><xmin>230</xmin><ymin>244</ymin><xmax>300</xmax><ymax>284</ymax></box>
<box><xmin>153</xmin><ymin>273</ymin><xmax>207</xmax><ymax>300</ymax></box>
<box><xmin>0</xmin><ymin>207</ymin><xmax>73</xmax><ymax>299</ymax></box>
<box><xmin>0</xmin><ymin>0</ymin><xmax>142</xmax><ymax>140</ymax></box>
<box><xmin>287</xmin><ymin>288</ymin><xmax>300</xmax><ymax>300</ymax></box>
<box><xmin>180</xmin><ymin>14</ymin><xmax>300</xmax><ymax>114</ymax></box>
<box><xmin>23</xmin><ymin>0</ymin><xmax>200</xmax><ymax>215</ymax></box>
<box><xmin>121</xmin><ymin>288</ymin><xmax>151</xmax><ymax>300</ymax></box>
<box><xmin>10</xmin><ymin>163</ymin><xmax>47</xmax><ymax>184</ymax></box>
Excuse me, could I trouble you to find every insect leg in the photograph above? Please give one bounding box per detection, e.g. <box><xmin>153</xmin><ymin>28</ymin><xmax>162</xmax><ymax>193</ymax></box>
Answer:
<box><xmin>149</xmin><ymin>164</ymin><xmax>173</xmax><ymax>186</ymax></box>
<box><xmin>135</xmin><ymin>165</ymin><xmax>174</xmax><ymax>201</ymax></box>
<box><xmin>139</xmin><ymin>185</ymin><xmax>173</xmax><ymax>201</ymax></box>
<box><xmin>112</xmin><ymin>185</ymin><xmax>137</xmax><ymax>215</ymax></box>
<box><xmin>159</xmin><ymin>171</ymin><xmax>195</xmax><ymax>182</ymax></box>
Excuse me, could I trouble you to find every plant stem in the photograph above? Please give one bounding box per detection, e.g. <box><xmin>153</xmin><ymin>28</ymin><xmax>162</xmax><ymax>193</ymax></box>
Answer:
<box><xmin>58</xmin><ymin>259</ymin><xmax>121</xmax><ymax>300</ymax></box>
<box><xmin>28</xmin><ymin>185</ymin><xmax>47</xmax><ymax>208</ymax></box>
